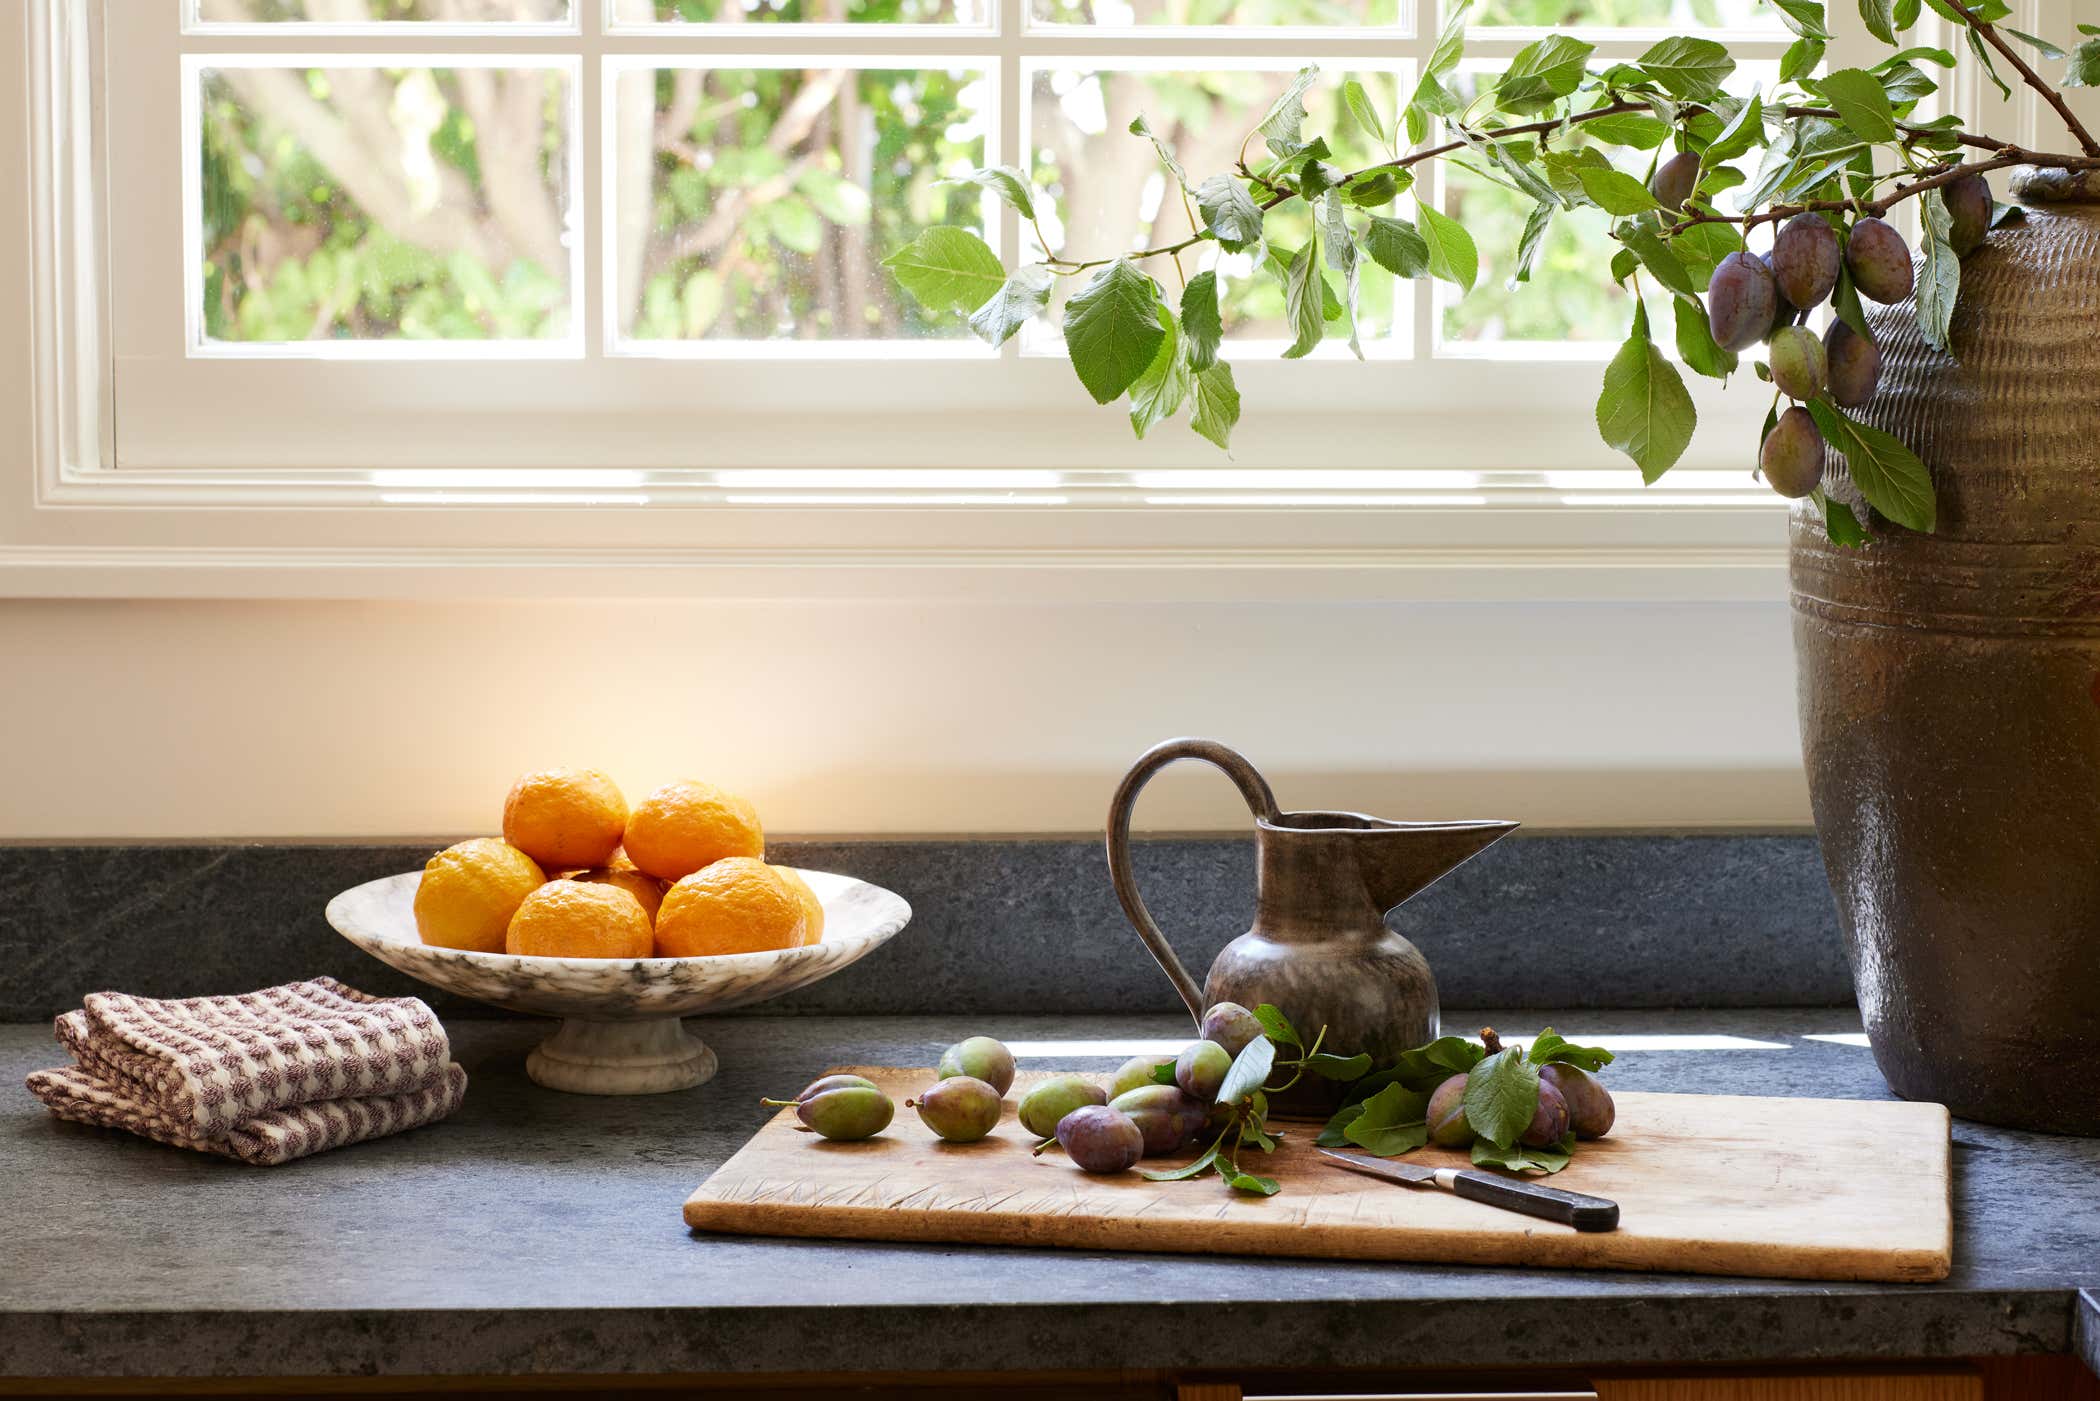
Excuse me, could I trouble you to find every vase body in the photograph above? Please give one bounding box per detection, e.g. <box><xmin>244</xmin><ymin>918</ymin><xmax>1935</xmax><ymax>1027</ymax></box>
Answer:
<box><xmin>1790</xmin><ymin>196</ymin><xmax>2100</xmax><ymax>1134</ymax></box>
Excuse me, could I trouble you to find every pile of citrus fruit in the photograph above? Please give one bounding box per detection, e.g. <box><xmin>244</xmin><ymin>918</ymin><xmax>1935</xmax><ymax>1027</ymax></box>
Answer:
<box><xmin>412</xmin><ymin>768</ymin><xmax>823</xmax><ymax>960</ymax></box>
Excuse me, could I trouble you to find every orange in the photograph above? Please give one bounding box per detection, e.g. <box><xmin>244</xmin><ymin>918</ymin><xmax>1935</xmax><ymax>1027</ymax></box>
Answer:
<box><xmin>414</xmin><ymin>839</ymin><xmax>546</xmax><ymax>953</ymax></box>
<box><xmin>572</xmin><ymin>866</ymin><xmax>667</xmax><ymax>923</ymax></box>
<box><xmin>771</xmin><ymin>865</ymin><xmax>825</xmax><ymax>945</ymax></box>
<box><xmin>501</xmin><ymin>768</ymin><xmax>628</xmax><ymax>871</ymax></box>
<box><xmin>505</xmin><ymin>880</ymin><xmax>653</xmax><ymax>959</ymax></box>
<box><xmin>655</xmin><ymin>857</ymin><xmax>805</xmax><ymax>957</ymax></box>
<box><xmin>622</xmin><ymin>780</ymin><xmax>764</xmax><ymax>882</ymax></box>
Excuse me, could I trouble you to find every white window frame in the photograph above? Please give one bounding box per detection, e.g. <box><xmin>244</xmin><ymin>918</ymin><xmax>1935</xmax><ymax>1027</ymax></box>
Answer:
<box><xmin>10</xmin><ymin>0</ymin><xmax>2022</xmax><ymax>602</ymax></box>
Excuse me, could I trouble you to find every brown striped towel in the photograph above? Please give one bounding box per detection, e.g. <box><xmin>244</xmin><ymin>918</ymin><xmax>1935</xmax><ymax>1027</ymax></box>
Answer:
<box><xmin>25</xmin><ymin>977</ymin><xmax>467</xmax><ymax>1165</ymax></box>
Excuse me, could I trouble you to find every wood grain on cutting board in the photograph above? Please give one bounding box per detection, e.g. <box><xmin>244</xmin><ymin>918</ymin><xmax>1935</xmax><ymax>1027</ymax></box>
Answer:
<box><xmin>685</xmin><ymin>1069</ymin><xmax>1951</xmax><ymax>1284</ymax></box>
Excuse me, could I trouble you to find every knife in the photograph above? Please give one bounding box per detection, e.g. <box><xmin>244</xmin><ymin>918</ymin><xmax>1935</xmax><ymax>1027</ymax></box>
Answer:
<box><xmin>1318</xmin><ymin>1148</ymin><xmax>1620</xmax><ymax>1232</ymax></box>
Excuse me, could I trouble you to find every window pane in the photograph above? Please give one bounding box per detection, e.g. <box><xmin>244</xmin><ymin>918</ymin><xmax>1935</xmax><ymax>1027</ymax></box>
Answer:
<box><xmin>196</xmin><ymin>64</ymin><xmax>575</xmax><ymax>346</ymax></box>
<box><xmin>1030</xmin><ymin>0</ymin><xmax>1399</xmax><ymax>28</ymax></box>
<box><xmin>612</xmin><ymin>0</ymin><xmax>986</xmax><ymax>22</ymax></box>
<box><xmin>613</xmin><ymin>66</ymin><xmax>991</xmax><ymax>344</ymax></box>
<box><xmin>1027</xmin><ymin>66</ymin><xmax>1409</xmax><ymax>351</ymax></box>
<box><xmin>192</xmin><ymin>0</ymin><xmax>570</xmax><ymax>23</ymax></box>
<box><xmin>1470</xmin><ymin>0</ymin><xmax>1778</xmax><ymax>28</ymax></box>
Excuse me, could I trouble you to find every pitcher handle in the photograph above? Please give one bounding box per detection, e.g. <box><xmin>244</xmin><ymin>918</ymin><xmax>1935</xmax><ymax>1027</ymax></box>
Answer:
<box><xmin>1105</xmin><ymin>738</ymin><xmax>1281</xmax><ymax>1022</ymax></box>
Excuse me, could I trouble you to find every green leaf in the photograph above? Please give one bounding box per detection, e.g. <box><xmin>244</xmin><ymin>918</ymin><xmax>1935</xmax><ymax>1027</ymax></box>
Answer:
<box><xmin>1462</xmin><ymin>1046</ymin><xmax>1543</xmax><ymax>1150</ymax></box>
<box><xmin>1061</xmin><ymin>259</ymin><xmax>1168</xmax><ymax>406</ymax></box>
<box><xmin>1527</xmin><ymin>1027</ymin><xmax>1616</xmax><ymax>1072</ymax></box>
<box><xmin>882</xmin><ymin>227</ymin><xmax>1007</xmax><ymax>314</ymax></box>
<box><xmin>1321</xmin><ymin>195</ymin><xmax>1364</xmax><ymax>359</ymax></box>
<box><xmin>1703</xmin><ymin>94</ymin><xmax>1765</xmax><ymax>166</ymax></box>
<box><xmin>942</xmin><ymin>165</ymin><xmax>1035</xmax><ymax>221</ymax></box>
<box><xmin>1415</xmin><ymin>204</ymin><xmax>1479</xmax><ymax>293</ymax></box>
<box><xmin>1964</xmin><ymin>25</ymin><xmax>2014</xmax><ymax>99</ymax></box>
<box><xmin>1894</xmin><ymin>0</ymin><xmax>1920</xmax><ymax>26</ymax></box>
<box><xmin>1859</xmin><ymin>0</ymin><xmax>1897</xmax><ymax>45</ymax></box>
<box><xmin>1257</xmin><ymin>66</ymin><xmax>1321</xmax><ymax>156</ymax></box>
<box><xmin>1191</xmin><ymin>361</ymin><xmax>1240</xmax><ymax>451</ymax></box>
<box><xmin>1497</xmin><ymin>35</ymin><xmax>1597</xmax><ymax>113</ymax></box>
<box><xmin>1149</xmin><ymin>1059</ymin><xmax>1178</xmax><ymax>1085</ymax></box>
<box><xmin>1819</xmin><ymin>490</ymin><xmax>1869</xmax><ymax>546</ymax></box>
<box><xmin>1670</xmin><ymin>221</ymin><xmax>1747</xmax><ymax>292</ymax></box>
<box><xmin>1196</xmin><ymin>175</ymin><xmax>1266</xmax><ymax>252</ymax></box>
<box><xmin>1317</xmin><ymin>1100</ymin><xmax>1369</xmax><ymax>1147</ymax></box>
<box><xmin>1833</xmin><ymin>264</ymin><xmax>1871</xmax><ymax>338</ymax></box>
<box><xmin>1373</xmin><ymin>1035</ymin><xmax>1490</xmax><ymax>1095</ymax></box>
<box><xmin>1342</xmin><ymin>78</ymin><xmax>1390</xmax><ymax>148</ymax></box>
<box><xmin>1807</xmin><ymin>398</ymin><xmax>1936</xmax><ymax>531</ymax></box>
<box><xmin>1127</xmin><ymin>116</ymin><xmax>1190</xmax><ymax>192</ymax></box>
<box><xmin>1673</xmin><ymin>293</ymin><xmax>1737</xmax><ymax>378</ymax></box>
<box><xmin>1227</xmin><ymin>1171</ymin><xmax>1282</xmax><ymax>1196</ymax></box>
<box><xmin>1923</xmin><ymin>0</ymin><xmax>2010</xmax><ymax>21</ymax></box>
<box><xmin>1781</xmin><ymin>37</ymin><xmax>1827</xmax><ymax>83</ymax></box>
<box><xmin>1915</xmin><ymin>186</ymin><xmax>1961</xmax><ymax>353</ymax></box>
<box><xmin>1305</xmin><ymin>1052</ymin><xmax>1375</xmax><ymax>1080</ymax></box>
<box><xmin>967</xmin><ymin>265</ymin><xmax>1053</xmax><ymax>347</ymax></box>
<box><xmin>1345</xmin><ymin>171</ymin><xmax>1404</xmax><ymax>206</ymax></box>
<box><xmin>1140</xmin><ymin>1144</ymin><xmax>1220</xmax><ymax>1182</ymax></box>
<box><xmin>1405</xmin><ymin>0</ymin><xmax>1471</xmax><ymax>142</ymax></box>
<box><xmin>2007</xmin><ymin>27</ymin><xmax>2066</xmax><ymax>57</ymax></box>
<box><xmin>1596</xmin><ymin>300</ymin><xmax>1697</xmax><ymax>483</ymax></box>
<box><xmin>1365</xmin><ymin>214</ymin><xmax>1431</xmax><ymax>278</ymax></box>
<box><xmin>1470</xmin><ymin>1133</ymin><xmax>1575</xmax><ymax>1174</ymax></box>
<box><xmin>2067</xmin><ymin>36</ymin><xmax>2100</xmax><ymax>86</ymax></box>
<box><xmin>1638</xmin><ymin>36</ymin><xmax>1735</xmax><ymax>101</ymax></box>
<box><xmin>1298</xmin><ymin>159</ymin><xmax>1344</xmax><ymax>201</ymax></box>
<box><xmin>1770</xmin><ymin>0</ymin><xmax>1831</xmax><ymax>37</ymax></box>
<box><xmin>1282</xmin><ymin>236</ymin><xmax>1326</xmax><ymax>359</ymax></box>
<box><xmin>1879</xmin><ymin>44</ymin><xmax>1957</xmax><ymax>65</ymax></box>
<box><xmin>1218</xmin><ymin>1033</ymin><xmax>1277</xmax><ymax>1105</ymax></box>
<box><xmin>1817</xmin><ymin>68</ymin><xmax>1899</xmax><ymax>143</ymax></box>
<box><xmin>1181</xmin><ymin>270</ymin><xmax>1223</xmax><ymax>372</ymax></box>
<box><xmin>1619</xmin><ymin>219</ymin><xmax>1695</xmax><ymax>296</ymax></box>
<box><xmin>1253</xmin><ymin>1003</ymin><xmax>1303</xmax><ymax>1048</ymax></box>
<box><xmin>1510</xmin><ymin>201</ymin><xmax>1555</xmax><ymax>287</ymax></box>
<box><xmin>1578</xmin><ymin>166</ymin><xmax>1664</xmax><ymax>215</ymax></box>
<box><xmin>1578</xmin><ymin>109</ymin><xmax>1672</xmax><ymax>148</ymax></box>
<box><xmin>1127</xmin><ymin>302</ymin><xmax>1191</xmax><ymax>440</ymax></box>
<box><xmin>1342</xmin><ymin>1083</ymin><xmax>1433</xmax><ymax>1156</ymax></box>
<box><xmin>1880</xmin><ymin>61</ymin><xmax>1939</xmax><ymax>107</ymax></box>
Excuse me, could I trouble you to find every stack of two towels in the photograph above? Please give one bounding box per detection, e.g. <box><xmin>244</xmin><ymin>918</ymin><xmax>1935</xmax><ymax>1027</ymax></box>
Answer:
<box><xmin>26</xmin><ymin>977</ymin><xmax>467</xmax><ymax>1165</ymax></box>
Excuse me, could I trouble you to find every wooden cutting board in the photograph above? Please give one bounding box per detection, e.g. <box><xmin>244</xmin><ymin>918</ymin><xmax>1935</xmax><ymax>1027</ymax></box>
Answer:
<box><xmin>684</xmin><ymin>1068</ymin><xmax>1951</xmax><ymax>1283</ymax></box>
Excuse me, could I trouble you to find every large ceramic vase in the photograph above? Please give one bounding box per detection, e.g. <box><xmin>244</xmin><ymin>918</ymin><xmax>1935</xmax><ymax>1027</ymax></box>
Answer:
<box><xmin>1791</xmin><ymin>168</ymin><xmax>2100</xmax><ymax>1135</ymax></box>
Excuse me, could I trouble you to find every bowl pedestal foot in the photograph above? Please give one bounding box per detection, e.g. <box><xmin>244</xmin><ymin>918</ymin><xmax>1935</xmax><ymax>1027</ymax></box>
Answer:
<box><xmin>525</xmin><ymin>1017</ymin><xmax>718</xmax><ymax>1095</ymax></box>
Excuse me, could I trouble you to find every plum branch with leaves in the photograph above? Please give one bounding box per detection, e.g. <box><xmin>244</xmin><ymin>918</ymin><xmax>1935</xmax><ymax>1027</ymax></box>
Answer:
<box><xmin>883</xmin><ymin>0</ymin><xmax>2100</xmax><ymax>544</ymax></box>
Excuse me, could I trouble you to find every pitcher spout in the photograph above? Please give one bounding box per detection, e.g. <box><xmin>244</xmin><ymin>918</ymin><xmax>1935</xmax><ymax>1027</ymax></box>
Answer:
<box><xmin>1358</xmin><ymin>818</ymin><xmax>1519</xmax><ymax>913</ymax></box>
<box><xmin>1259</xmin><ymin>811</ymin><xmax>1519</xmax><ymax>917</ymax></box>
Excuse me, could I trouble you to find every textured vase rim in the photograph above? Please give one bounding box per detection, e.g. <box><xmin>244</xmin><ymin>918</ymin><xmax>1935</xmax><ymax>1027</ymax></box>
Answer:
<box><xmin>2009</xmin><ymin>165</ymin><xmax>2100</xmax><ymax>206</ymax></box>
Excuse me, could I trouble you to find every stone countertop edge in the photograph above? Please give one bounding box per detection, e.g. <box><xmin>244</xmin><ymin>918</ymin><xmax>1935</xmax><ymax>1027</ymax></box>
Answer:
<box><xmin>4</xmin><ymin>1009</ymin><xmax>2098</xmax><ymax>1383</ymax></box>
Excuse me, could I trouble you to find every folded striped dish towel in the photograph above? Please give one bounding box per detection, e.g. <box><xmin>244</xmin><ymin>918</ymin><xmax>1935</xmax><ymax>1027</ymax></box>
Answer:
<box><xmin>26</xmin><ymin>977</ymin><xmax>467</xmax><ymax>1165</ymax></box>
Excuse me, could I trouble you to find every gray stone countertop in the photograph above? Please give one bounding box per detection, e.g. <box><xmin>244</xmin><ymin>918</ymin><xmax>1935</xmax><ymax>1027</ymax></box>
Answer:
<box><xmin>4</xmin><ymin>1008</ymin><xmax>2098</xmax><ymax>1382</ymax></box>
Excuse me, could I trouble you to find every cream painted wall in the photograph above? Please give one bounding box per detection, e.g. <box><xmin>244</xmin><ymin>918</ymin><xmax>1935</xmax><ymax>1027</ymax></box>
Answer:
<box><xmin>0</xmin><ymin>597</ymin><xmax>1808</xmax><ymax>838</ymax></box>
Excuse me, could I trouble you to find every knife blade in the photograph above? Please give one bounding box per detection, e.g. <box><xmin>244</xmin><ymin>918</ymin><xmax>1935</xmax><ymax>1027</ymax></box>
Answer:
<box><xmin>1317</xmin><ymin>1147</ymin><xmax>1620</xmax><ymax>1232</ymax></box>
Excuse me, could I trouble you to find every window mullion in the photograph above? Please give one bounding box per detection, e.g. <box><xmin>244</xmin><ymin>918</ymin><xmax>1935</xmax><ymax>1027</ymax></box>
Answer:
<box><xmin>1413</xmin><ymin>0</ymin><xmax>1440</xmax><ymax>361</ymax></box>
<box><xmin>999</xmin><ymin>0</ymin><xmax>1024</xmax><ymax>361</ymax></box>
<box><xmin>582</xmin><ymin>11</ymin><xmax>607</xmax><ymax>361</ymax></box>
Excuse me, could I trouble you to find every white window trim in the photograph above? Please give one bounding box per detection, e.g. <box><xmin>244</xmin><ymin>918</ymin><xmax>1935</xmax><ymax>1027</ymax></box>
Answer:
<box><xmin>13</xmin><ymin>0</ymin><xmax>1999</xmax><ymax>603</ymax></box>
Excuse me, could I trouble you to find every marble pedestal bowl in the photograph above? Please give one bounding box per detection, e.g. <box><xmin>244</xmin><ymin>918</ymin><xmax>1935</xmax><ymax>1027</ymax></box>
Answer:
<box><xmin>325</xmin><ymin>869</ymin><xmax>911</xmax><ymax>1095</ymax></box>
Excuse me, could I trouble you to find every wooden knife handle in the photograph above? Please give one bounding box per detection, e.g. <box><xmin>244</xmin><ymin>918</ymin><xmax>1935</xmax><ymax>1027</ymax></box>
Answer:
<box><xmin>1451</xmin><ymin>1169</ymin><xmax>1620</xmax><ymax>1232</ymax></box>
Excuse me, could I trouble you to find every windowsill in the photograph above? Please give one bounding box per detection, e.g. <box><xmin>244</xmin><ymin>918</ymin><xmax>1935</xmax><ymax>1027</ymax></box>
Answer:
<box><xmin>5</xmin><ymin>462</ymin><xmax>1791</xmax><ymax>601</ymax></box>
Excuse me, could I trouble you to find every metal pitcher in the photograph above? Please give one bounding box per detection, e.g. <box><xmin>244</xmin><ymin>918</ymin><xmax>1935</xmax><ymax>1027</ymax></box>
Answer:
<box><xmin>1106</xmin><ymin>738</ymin><xmax>1517</xmax><ymax>1114</ymax></box>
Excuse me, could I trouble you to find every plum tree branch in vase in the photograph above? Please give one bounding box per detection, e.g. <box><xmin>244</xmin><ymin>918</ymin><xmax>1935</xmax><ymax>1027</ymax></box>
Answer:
<box><xmin>883</xmin><ymin>0</ymin><xmax>2100</xmax><ymax>544</ymax></box>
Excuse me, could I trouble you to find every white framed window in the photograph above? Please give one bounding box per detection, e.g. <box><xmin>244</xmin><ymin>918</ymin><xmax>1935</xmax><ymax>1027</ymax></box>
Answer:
<box><xmin>8</xmin><ymin>0</ymin><xmax>1990</xmax><ymax>599</ymax></box>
